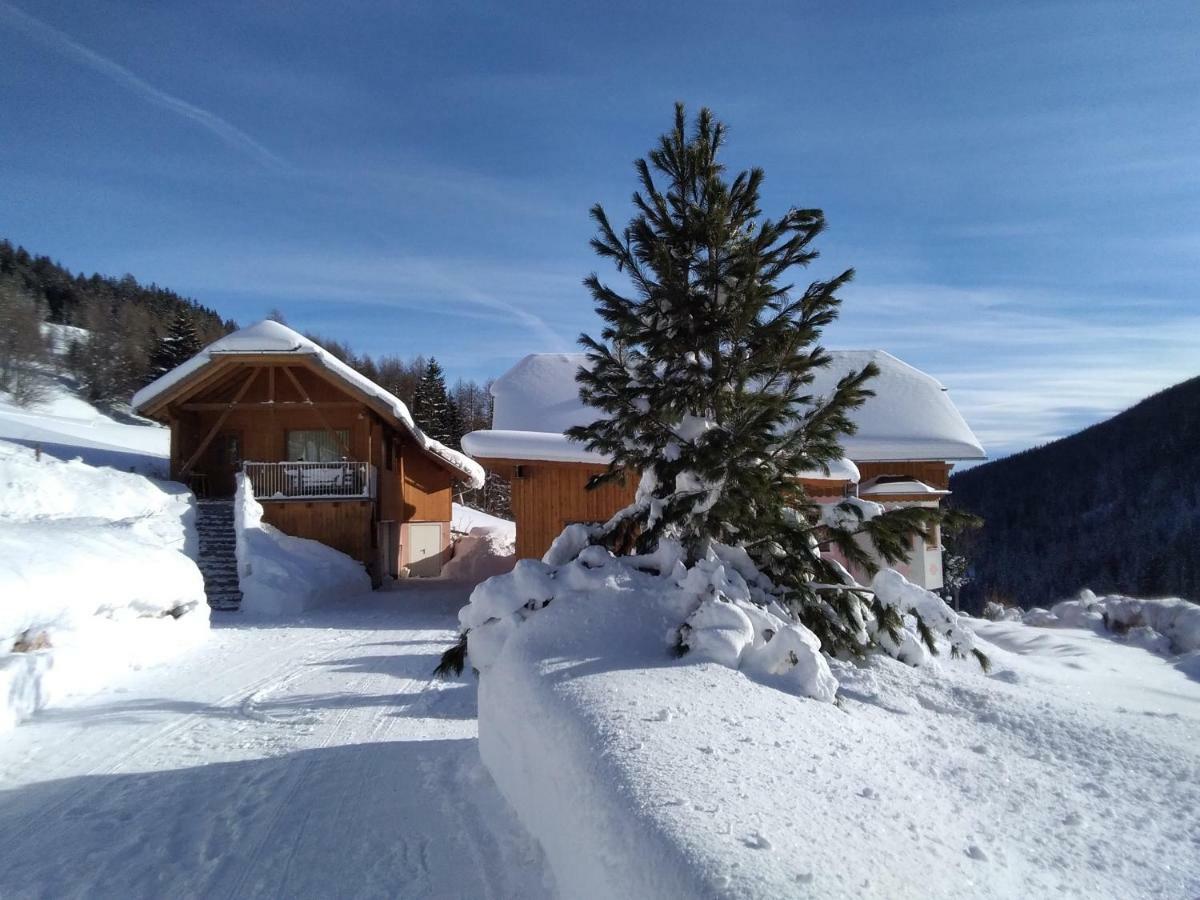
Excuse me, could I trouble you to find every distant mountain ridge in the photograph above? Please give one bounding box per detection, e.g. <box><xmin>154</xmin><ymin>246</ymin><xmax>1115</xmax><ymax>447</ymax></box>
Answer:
<box><xmin>949</xmin><ymin>375</ymin><xmax>1200</xmax><ymax>607</ymax></box>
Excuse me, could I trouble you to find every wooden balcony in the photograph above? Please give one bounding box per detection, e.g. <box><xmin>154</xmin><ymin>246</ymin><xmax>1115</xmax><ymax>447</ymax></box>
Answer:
<box><xmin>243</xmin><ymin>460</ymin><xmax>377</xmax><ymax>500</ymax></box>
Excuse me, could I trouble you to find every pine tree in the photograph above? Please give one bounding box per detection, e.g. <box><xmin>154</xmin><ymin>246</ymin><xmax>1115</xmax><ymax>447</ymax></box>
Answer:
<box><xmin>567</xmin><ymin>105</ymin><xmax>972</xmax><ymax>662</ymax></box>
<box><xmin>147</xmin><ymin>310</ymin><xmax>203</xmax><ymax>380</ymax></box>
<box><xmin>412</xmin><ymin>358</ymin><xmax>453</xmax><ymax>445</ymax></box>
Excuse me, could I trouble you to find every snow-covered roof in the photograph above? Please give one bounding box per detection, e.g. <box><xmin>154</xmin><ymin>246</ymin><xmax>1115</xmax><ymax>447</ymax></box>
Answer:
<box><xmin>462</xmin><ymin>350</ymin><xmax>985</xmax><ymax>465</ymax></box>
<box><xmin>131</xmin><ymin>320</ymin><xmax>484</xmax><ymax>488</ymax></box>
<box><xmin>797</xmin><ymin>457</ymin><xmax>861</xmax><ymax>483</ymax></box>
<box><xmin>858</xmin><ymin>478</ymin><xmax>949</xmax><ymax>497</ymax></box>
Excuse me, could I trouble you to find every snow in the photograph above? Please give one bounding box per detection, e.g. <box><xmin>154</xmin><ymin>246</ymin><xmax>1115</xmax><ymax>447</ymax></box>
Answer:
<box><xmin>452</xmin><ymin>502</ymin><xmax>515</xmax><ymax>536</ymax></box>
<box><xmin>462</xmin><ymin>428</ymin><xmax>612</xmax><ymax>464</ymax></box>
<box><xmin>797</xmin><ymin>456</ymin><xmax>860</xmax><ymax>482</ymax></box>
<box><xmin>859</xmin><ymin>477</ymin><xmax>949</xmax><ymax>496</ymax></box>
<box><xmin>477</xmin><ymin>581</ymin><xmax>1200</xmax><ymax>898</ymax></box>
<box><xmin>466</xmin><ymin>350</ymin><xmax>986</xmax><ymax>464</ymax></box>
<box><xmin>131</xmin><ymin>319</ymin><xmax>485</xmax><ymax>489</ymax></box>
<box><xmin>1017</xmin><ymin>589</ymin><xmax>1200</xmax><ymax>675</ymax></box>
<box><xmin>0</xmin><ymin>440</ymin><xmax>207</xmax><ymax>730</ymax></box>
<box><xmin>444</xmin><ymin>504</ymin><xmax>517</xmax><ymax>584</ymax></box>
<box><xmin>0</xmin><ymin>583</ymin><xmax>554</xmax><ymax>898</ymax></box>
<box><xmin>234</xmin><ymin>473</ymin><xmax>371</xmax><ymax>616</ymax></box>
<box><xmin>0</xmin><ymin>373</ymin><xmax>169</xmax><ymax>475</ymax></box>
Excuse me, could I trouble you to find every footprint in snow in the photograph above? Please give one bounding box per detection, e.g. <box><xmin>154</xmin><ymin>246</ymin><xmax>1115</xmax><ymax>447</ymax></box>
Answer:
<box><xmin>646</xmin><ymin>708</ymin><xmax>672</xmax><ymax>722</ymax></box>
<box><xmin>966</xmin><ymin>844</ymin><xmax>989</xmax><ymax>862</ymax></box>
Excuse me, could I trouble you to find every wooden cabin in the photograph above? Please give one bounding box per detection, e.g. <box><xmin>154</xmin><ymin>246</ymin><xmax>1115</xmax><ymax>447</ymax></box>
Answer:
<box><xmin>462</xmin><ymin>351</ymin><xmax>985</xmax><ymax>590</ymax></box>
<box><xmin>132</xmin><ymin>320</ymin><xmax>484</xmax><ymax>583</ymax></box>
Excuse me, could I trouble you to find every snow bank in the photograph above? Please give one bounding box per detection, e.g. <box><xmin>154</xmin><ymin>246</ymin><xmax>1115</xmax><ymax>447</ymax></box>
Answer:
<box><xmin>233</xmin><ymin>474</ymin><xmax>371</xmax><ymax>616</ymax></box>
<box><xmin>476</xmin><ymin>576</ymin><xmax>1200</xmax><ymax>899</ymax></box>
<box><xmin>443</xmin><ymin>504</ymin><xmax>518</xmax><ymax>584</ymax></box>
<box><xmin>1020</xmin><ymin>589</ymin><xmax>1200</xmax><ymax>671</ymax></box>
<box><xmin>459</xmin><ymin>538</ymin><xmax>839</xmax><ymax>702</ymax></box>
<box><xmin>0</xmin><ymin>440</ymin><xmax>206</xmax><ymax>730</ymax></box>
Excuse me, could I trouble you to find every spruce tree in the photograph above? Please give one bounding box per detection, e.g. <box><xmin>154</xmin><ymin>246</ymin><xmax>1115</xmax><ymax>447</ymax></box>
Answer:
<box><xmin>147</xmin><ymin>310</ymin><xmax>203</xmax><ymax>381</ymax></box>
<box><xmin>412</xmin><ymin>358</ymin><xmax>453</xmax><ymax>445</ymax></box>
<box><xmin>567</xmin><ymin>104</ymin><xmax>970</xmax><ymax>662</ymax></box>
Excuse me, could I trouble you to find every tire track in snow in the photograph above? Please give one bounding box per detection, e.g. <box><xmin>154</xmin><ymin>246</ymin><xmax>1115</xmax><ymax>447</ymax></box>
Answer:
<box><xmin>0</xmin><ymin>633</ymin><xmax>365</xmax><ymax>856</ymax></box>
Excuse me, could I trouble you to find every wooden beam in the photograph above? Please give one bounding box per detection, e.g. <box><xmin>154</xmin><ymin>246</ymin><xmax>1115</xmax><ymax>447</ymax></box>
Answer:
<box><xmin>282</xmin><ymin>366</ymin><xmax>353</xmax><ymax>459</ymax></box>
<box><xmin>268</xmin><ymin>366</ymin><xmax>275</xmax><ymax>403</ymax></box>
<box><xmin>179</xmin><ymin>401</ymin><xmax>360</xmax><ymax>411</ymax></box>
<box><xmin>179</xmin><ymin>368</ymin><xmax>261</xmax><ymax>478</ymax></box>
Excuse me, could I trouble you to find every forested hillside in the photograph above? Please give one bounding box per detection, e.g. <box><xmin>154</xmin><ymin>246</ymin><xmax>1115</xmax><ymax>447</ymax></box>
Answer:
<box><xmin>950</xmin><ymin>376</ymin><xmax>1200</xmax><ymax>607</ymax></box>
<box><xmin>0</xmin><ymin>239</ymin><xmax>234</xmax><ymax>405</ymax></box>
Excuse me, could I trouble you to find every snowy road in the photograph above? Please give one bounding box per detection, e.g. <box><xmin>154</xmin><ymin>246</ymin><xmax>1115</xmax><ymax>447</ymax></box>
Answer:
<box><xmin>0</xmin><ymin>583</ymin><xmax>552</xmax><ymax>900</ymax></box>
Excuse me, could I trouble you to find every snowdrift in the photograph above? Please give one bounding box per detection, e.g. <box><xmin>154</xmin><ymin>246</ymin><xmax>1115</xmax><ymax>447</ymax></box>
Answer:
<box><xmin>443</xmin><ymin>503</ymin><xmax>517</xmax><ymax>584</ymax></box>
<box><xmin>0</xmin><ymin>440</ymin><xmax>207</xmax><ymax>730</ymax></box>
<box><xmin>475</xmin><ymin>575</ymin><xmax>1200</xmax><ymax>899</ymax></box>
<box><xmin>1013</xmin><ymin>589</ymin><xmax>1200</xmax><ymax>679</ymax></box>
<box><xmin>234</xmin><ymin>475</ymin><xmax>371</xmax><ymax>615</ymax></box>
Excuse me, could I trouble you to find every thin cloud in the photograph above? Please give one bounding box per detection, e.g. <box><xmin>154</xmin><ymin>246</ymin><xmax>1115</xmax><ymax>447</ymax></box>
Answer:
<box><xmin>0</xmin><ymin>1</ymin><xmax>287</xmax><ymax>171</ymax></box>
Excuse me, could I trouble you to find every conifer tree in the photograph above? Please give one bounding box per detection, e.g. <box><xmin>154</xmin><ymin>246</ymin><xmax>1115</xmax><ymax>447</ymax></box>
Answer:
<box><xmin>147</xmin><ymin>310</ymin><xmax>203</xmax><ymax>380</ymax></box>
<box><xmin>568</xmin><ymin>104</ymin><xmax>973</xmax><ymax>662</ymax></box>
<box><xmin>412</xmin><ymin>358</ymin><xmax>453</xmax><ymax>445</ymax></box>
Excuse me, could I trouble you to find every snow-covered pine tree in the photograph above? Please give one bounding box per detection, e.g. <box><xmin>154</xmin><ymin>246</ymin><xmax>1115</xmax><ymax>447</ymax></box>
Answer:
<box><xmin>436</xmin><ymin>104</ymin><xmax>986</xmax><ymax>680</ymax></box>
<box><xmin>566</xmin><ymin>104</ymin><xmax>981</xmax><ymax>664</ymax></box>
<box><xmin>147</xmin><ymin>310</ymin><xmax>203</xmax><ymax>381</ymax></box>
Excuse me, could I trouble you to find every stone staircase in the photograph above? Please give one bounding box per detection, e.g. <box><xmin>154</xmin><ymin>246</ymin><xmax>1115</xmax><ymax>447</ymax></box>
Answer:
<box><xmin>197</xmin><ymin>500</ymin><xmax>242</xmax><ymax>611</ymax></box>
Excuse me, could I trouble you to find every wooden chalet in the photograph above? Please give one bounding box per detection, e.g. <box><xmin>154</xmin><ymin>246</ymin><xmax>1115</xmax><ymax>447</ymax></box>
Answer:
<box><xmin>462</xmin><ymin>351</ymin><xmax>985</xmax><ymax>590</ymax></box>
<box><xmin>131</xmin><ymin>320</ymin><xmax>484</xmax><ymax>583</ymax></box>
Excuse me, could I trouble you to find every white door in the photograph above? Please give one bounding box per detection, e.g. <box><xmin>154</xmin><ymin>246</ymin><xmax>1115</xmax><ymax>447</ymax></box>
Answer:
<box><xmin>407</xmin><ymin>523</ymin><xmax>443</xmax><ymax>577</ymax></box>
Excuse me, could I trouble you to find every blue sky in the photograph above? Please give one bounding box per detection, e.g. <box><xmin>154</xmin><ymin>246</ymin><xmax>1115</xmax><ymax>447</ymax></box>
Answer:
<box><xmin>1</xmin><ymin>1</ymin><xmax>1197</xmax><ymax>459</ymax></box>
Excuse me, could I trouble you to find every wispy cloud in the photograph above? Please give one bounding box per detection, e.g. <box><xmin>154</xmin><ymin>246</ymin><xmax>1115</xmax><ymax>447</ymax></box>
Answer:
<box><xmin>835</xmin><ymin>282</ymin><xmax>1200</xmax><ymax>459</ymax></box>
<box><xmin>0</xmin><ymin>1</ymin><xmax>287</xmax><ymax>171</ymax></box>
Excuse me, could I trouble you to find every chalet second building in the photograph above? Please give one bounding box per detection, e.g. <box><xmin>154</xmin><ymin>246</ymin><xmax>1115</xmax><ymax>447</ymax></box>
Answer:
<box><xmin>132</xmin><ymin>321</ymin><xmax>484</xmax><ymax>584</ymax></box>
<box><xmin>462</xmin><ymin>351</ymin><xmax>986</xmax><ymax>590</ymax></box>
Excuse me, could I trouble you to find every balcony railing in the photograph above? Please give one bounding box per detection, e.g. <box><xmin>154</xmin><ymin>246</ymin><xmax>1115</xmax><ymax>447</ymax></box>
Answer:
<box><xmin>243</xmin><ymin>461</ymin><xmax>376</xmax><ymax>500</ymax></box>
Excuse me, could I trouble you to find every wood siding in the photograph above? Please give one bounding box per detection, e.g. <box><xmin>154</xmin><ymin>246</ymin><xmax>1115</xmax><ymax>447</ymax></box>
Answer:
<box><xmin>401</xmin><ymin>440</ymin><xmax>453</xmax><ymax>522</ymax></box>
<box><xmin>480</xmin><ymin>459</ymin><xmax>637</xmax><ymax>560</ymax></box>
<box><xmin>485</xmin><ymin>457</ymin><xmax>955</xmax><ymax>561</ymax></box>
<box><xmin>259</xmin><ymin>499</ymin><xmax>373</xmax><ymax>563</ymax></box>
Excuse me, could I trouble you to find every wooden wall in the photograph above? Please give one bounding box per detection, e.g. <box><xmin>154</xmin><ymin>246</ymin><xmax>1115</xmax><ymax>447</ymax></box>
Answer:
<box><xmin>481</xmin><ymin>459</ymin><xmax>637</xmax><ymax>560</ymax></box>
<box><xmin>487</xmin><ymin>457</ymin><xmax>956</xmax><ymax>561</ymax></box>
<box><xmin>259</xmin><ymin>499</ymin><xmax>373</xmax><ymax>563</ymax></box>
<box><xmin>401</xmin><ymin>440</ymin><xmax>453</xmax><ymax>522</ymax></box>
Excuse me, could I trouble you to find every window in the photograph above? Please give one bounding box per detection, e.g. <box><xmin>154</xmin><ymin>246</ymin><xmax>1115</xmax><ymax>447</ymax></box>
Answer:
<box><xmin>286</xmin><ymin>429</ymin><xmax>349</xmax><ymax>462</ymax></box>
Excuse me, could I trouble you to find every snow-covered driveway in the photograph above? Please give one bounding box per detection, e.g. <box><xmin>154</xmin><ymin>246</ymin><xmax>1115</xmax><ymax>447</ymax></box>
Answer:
<box><xmin>0</xmin><ymin>583</ymin><xmax>551</xmax><ymax>899</ymax></box>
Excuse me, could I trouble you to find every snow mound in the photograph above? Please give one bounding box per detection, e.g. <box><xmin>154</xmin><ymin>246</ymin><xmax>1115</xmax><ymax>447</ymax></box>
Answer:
<box><xmin>0</xmin><ymin>440</ymin><xmax>206</xmax><ymax>730</ymax></box>
<box><xmin>458</xmin><ymin>537</ymin><xmax>839</xmax><ymax>702</ymax></box>
<box><xmin>1021</xmin><ymin>589</ymin><xmax>1200</xmax><ymax>665</ymax></box>
<box><xmin>476</xmin><ymin>572</ymin><xmax>1200</xmax><ymax>899</ymax></box>
<box><xmin>443</xmin><ymin>529</ymin><xmax>517</xmax><ymax>585</ymax></box>
<box><xmin>234</xmin><ymin>474</ymin><xmax>371</xmax><ymax>616</ymax></box>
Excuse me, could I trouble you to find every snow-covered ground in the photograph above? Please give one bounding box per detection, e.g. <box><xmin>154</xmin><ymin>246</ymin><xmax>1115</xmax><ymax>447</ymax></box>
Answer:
<box><xmin>0</xmin><ymin>366</ymin><xmax>169</xmax><ymax>476</ymax></box>
<box><xmin>0</xmin><ymin>440</ymin><xmax>207</xmax><ymax>730</ymax></box>
<box><xmin>0</xmin><ymin>582</ymin><xmax>553</xmax><ymax>899</ymax></box>
<box><xmin>476</xmin><ymin>581</ymin><xmax>1200</xmax><ymax>898</ymax></box>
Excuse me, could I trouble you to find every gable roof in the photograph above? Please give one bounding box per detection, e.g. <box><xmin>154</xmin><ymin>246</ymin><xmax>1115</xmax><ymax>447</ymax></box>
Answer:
<box><xmin>462</xmin><ymin>350</ymin><xmax>985</xmax><ymax>465</ymax></box>
<box><xmin>131</xmin><ymin>320</ymin><xmax>484</xmax><ymax>488</ymax></box>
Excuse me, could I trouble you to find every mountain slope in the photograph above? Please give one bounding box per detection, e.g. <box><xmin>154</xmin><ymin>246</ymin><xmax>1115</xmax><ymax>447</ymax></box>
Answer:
<box><xmin>949</xmin><ymin>375</ymin><xmax>1200</xmax><ymax>607</ymax></box>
